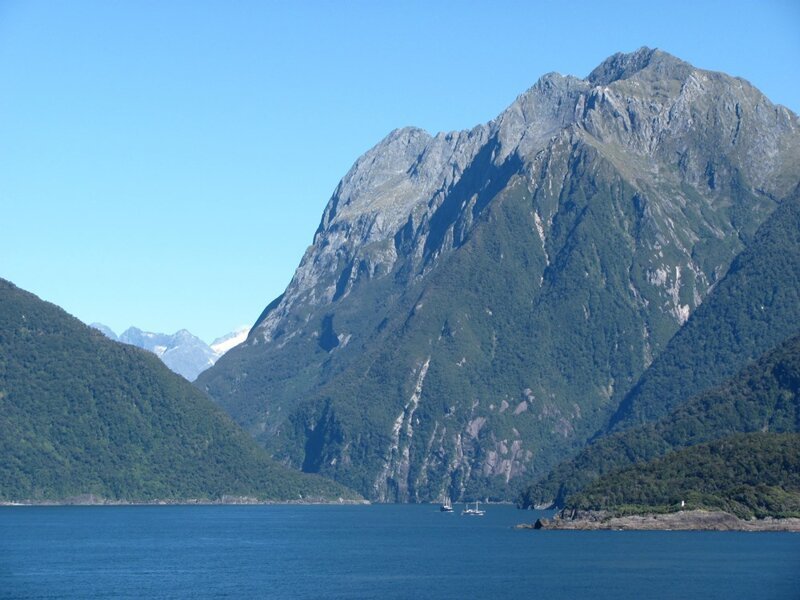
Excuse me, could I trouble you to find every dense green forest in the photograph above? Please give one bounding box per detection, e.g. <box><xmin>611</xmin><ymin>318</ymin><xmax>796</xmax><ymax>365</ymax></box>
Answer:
<box><xmin>520</xmin><ymin>333</ymin><xmax>800</xmax><ymax>508</ymax></box>
<box><xmin>520</xmin><ymin>195</ymin><xmax>800</xmax><ymax>508</ymax></box>
<box><xmin>609</xmin><ymin>192</ymin><xmax>800</xmax><ymax>428</ymax></box>
<box><xmin>0</xmin><ymin>279</ymin><xmax>358</xmax><ymax>502</ymax></box>
<box><xmin>564</xmin><ymin>433</ymin><xmax>800</xmax><ymax>519</ymax></box>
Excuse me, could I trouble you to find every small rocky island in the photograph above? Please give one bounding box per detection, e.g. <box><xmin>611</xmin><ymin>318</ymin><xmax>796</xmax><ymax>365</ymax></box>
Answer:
<box><xmin>521</xmin><ymin>509</ymin><xmax>800</xmax><ymax>532</ymax></box>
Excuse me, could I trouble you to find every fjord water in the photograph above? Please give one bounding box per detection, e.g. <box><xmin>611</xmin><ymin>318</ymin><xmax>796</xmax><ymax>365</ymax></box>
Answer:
<box><xmin>2</xmin><ymin>505</ymin><xmax>798</xmax><ymax>599</ymax></box>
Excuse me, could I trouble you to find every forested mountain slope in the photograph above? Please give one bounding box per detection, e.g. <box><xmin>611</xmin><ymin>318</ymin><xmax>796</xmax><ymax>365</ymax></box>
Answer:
<box><xmin>609</xmin><ymin>190</ymin><xmax>800</xmax><ymax>428</ymax></box>
<box><xmin>0</xmin><ymin>279</ymin><xmax>356</xmax><ymax>502</ymax></box>
<box><xmin>521</xmin><ymin>332</ymin><xmax>800</xmax><ymax>508</ymax></box>
<box><xmin>564</xmin><ymin>432</ymin><xmax>800</xmax><ymax>520</ymax></box>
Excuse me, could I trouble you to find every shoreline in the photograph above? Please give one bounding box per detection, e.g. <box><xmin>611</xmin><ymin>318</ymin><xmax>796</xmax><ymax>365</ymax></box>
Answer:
<box><xmin>0</xmin><ymin>494</ymin><xmax>370</xmax><ymax>507</ymax></box>
<box><xmin>518</xmin><ymin>509</ymin><xmax>800</xmax><ymax>532</ymax></box>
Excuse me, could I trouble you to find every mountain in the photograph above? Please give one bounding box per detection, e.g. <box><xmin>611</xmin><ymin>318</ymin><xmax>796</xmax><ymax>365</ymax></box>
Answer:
<box><xmin>197</xmin><ymin>48</ymin><xmax>800</xmax><ymax>502</ymax></box>
<box><xmin>210</xmin><ymin>327</ymin><xmax>250</xmax><ymax>355</ymax></box>
<box><xmin>89</xmin><ymin>322</ymin><xmax>118</xmax><ymax>341</ymax></box>
<box><xmin>119</xmin><ymin>327</ymin><xmax>218</xmax><ymax>381</ymax></box>
<box><xmin>563</xmin><ymin>432</ymin><xmax>800</xmax><ymax>520</ymax></box>
<box><xmin>0</xmin><ymin>278</ymin><xmax>356</xmax><ymax>503</ymax></box>
<box><xmin>91</xmin><ymin>324</ymin><xmax>248</xmax><ymax>381</ymax></box>
<box><xmin>520</xmin><ymin>332</ymin><xmax>800</xmax><ymax>508</ymax></box>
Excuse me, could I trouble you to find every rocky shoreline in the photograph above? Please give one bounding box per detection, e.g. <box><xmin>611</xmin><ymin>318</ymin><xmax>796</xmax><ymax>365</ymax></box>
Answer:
<box><xmin>518</xmin><ymin>509</ymin><xmax>800</xmax><ymax>532</ymax></box>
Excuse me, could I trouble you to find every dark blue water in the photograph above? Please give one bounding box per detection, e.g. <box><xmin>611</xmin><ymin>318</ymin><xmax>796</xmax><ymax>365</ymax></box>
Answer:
<box><xmin>1</xmin><ymin>504</ymin><xmax>799</xmax><ymax>599</ymax></box>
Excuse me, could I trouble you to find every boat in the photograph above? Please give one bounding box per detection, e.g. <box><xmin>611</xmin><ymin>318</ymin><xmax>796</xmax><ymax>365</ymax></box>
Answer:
<box><xmin>461</xmin><ymin>501</ymin><xmax>485</xmax><ymax>516</ymax></box>
<box><xmin>440</xmin><ymin>497</ymin><xmax>453</xmax><ymax>512</ymax></box>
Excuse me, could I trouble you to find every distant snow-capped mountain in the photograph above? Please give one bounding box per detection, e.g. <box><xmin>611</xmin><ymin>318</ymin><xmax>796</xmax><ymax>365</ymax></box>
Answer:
<box><xmin>210</xmin><ymin>327</ymin><xmax>250</xmax><ymax>355</ymax></box>
<box><xmin>90</xmin><ymin>323</ymin><xmax>249</xmax><ymax>381</ymax></box>
<box><xmin>89</xmin><ymin>322</ymin><xmax>119</xmax><ymax>341</ymax></box>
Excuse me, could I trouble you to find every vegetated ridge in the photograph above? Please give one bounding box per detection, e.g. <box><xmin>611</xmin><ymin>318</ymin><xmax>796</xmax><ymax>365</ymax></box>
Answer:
<box><xmin>608</xmin><ymin>189</ymin><xmax>800</xmax><ymax>429</ymax></box>
<box><xmin>521</xmin><ymin>197</ymin><xmax>800</xmax><ymax>508</ymax></box>
<box><xmin>563</xmin><ymin>432</ymin><xmax>800</xmax><ymax>520</ymax></box>
<box><xmin>0</xmin><ymin>278</ymin><xmax>357</xmax><ymax>503</ymax></box>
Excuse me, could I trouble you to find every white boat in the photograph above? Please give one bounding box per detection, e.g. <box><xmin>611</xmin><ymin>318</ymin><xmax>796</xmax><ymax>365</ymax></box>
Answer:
<box><xmin>461</xmin><ymin>501</ymin><xmax>485</xmax><ymax>516</ymax></box>
<box><xmin>440</xmin><ymin>497</ymin><xmax>454</xmax><ymax>512</ymax></box>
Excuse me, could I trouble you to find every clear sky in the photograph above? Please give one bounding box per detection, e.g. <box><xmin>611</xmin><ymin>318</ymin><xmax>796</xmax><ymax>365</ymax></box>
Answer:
<box><xmin>1</xmin><ymin>0</ymin><xmax>798</xmax><ymax>343</ymax></box>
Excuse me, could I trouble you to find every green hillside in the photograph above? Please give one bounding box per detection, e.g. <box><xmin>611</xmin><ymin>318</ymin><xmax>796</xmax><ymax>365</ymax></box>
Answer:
<box><xmin>520</xmin><ymin>332</ymin><xmax>800</xmax><ymax>508</ymax></box>
<box><xmin>564</xmin><ymin>432</ymin><xmax>800</xmax><ymax>519</ymax></box>
<box><xmin>0</xmin><ymin>279</ymin><xmax>357</xmax><ymax>502</ymax></box>
<box><xmin>609</xmin><ymin>191</ymin><xmax>800</xmax><ymax>428</ymax></box>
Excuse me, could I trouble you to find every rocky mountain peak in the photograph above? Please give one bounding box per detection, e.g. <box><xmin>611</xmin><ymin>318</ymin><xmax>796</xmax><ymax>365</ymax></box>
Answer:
<box><xmin>202</xmin><ymin>50</ymin><xmax>800</xmax><ymax>502</ymax></box>
<box><xmin>316</xmin><ymin>126</ymin><xmax>433</xmax><ymax>236</ymax></box>
<box><xmin>493</xmin><ymin>72</ymin><xmax>589</xmax><ymax>162</ymax></box>
<box><xmin>249</xmin><ymin>49</ymin><xmax>800</xmax><ymax>345</ymax></box>
<box><xmin>587</xmin><ymin>47</ymin><xmax>691</xmax><ymax>86</ymax></box>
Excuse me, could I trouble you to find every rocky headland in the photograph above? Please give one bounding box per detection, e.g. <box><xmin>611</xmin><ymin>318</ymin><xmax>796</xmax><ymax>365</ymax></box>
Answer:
<box><xmin>520</xmin><ymin>509</ymin><xmax>800</xmax><ymax>532</ymax></box>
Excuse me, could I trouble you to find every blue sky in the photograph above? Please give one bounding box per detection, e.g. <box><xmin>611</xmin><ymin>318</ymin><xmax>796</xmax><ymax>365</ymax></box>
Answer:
<box><xmin>1</xmin><ymin>1</ymin><xmax>798</xmax><ymax>342</ymax></box>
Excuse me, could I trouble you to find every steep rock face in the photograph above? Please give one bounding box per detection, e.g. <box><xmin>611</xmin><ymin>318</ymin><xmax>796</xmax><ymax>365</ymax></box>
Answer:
<box><xmin>198</xmin><ymin>48</ymin><xmax>800</xmax><ymax>502</ymax></box>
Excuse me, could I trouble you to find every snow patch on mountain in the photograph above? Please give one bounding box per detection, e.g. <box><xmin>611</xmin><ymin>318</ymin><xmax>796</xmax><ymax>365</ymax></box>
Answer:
<box><xmin>210</xmin><ymin>327</ymin><xmax>250</xmax><ymax>355</ymax></box>
<box><xmin>90</xmin><ymin>323</ymin><xmax>249</xmax><ymax>381</ymax></box>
